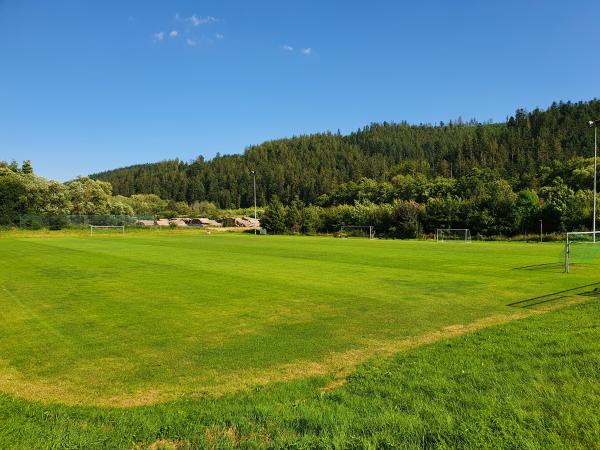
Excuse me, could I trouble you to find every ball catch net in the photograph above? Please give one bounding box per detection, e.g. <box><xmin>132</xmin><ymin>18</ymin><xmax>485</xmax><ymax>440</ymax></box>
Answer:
<box><xmin>564</xmin><ymin>231</ymin><xmax>600</xmax><ymax>273</ymax></box>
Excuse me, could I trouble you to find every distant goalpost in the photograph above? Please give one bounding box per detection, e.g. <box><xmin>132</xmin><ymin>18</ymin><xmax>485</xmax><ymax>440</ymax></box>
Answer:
<box><xmin>339</xmin><ymin>225</ymin><xmax>375</xmax><ymax>240</ymax></box>
<box><xmin>89</xmin><ymin>225</ymin><xmax>125</xmax><ymax>236</ymax></box>
<box><xmin>564</xmin><ymin>231</ymin><xmax>600</xmax><ymax>273</ymax></box>
<box><xmin>436</xmin><ymin>228</ymin><xmax>471</xmax><ymax>243</ymax></box>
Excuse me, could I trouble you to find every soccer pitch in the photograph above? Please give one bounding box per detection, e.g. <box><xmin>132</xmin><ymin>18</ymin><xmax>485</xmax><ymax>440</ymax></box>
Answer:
<box><xmin>0</xmin><ymin>231</ymin><xmax>596</xmax><ymax>410</ymax></box>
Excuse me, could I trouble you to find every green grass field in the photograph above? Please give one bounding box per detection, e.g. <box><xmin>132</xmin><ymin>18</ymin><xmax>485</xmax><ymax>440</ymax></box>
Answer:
<box><xmin>0</xmin><ymin>231</ymin><xmax>599</xmax><ymax>448</ymax></box>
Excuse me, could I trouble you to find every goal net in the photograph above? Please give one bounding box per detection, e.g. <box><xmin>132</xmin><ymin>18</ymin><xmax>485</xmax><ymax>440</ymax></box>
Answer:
<box><xmin>338</xmin><ymin>225</ymin><xmax>375</xmax><ymax>239</ymax></box>
<box><xmin>436</xmin><ymin>228</ymin><xmax>471</xmax><ymax>243</ymax></box>
<box><xmin>89</xmin><ymin>225</ymin><xmax>125</xmax><ymax>236</ymax></box>
<box><xmin>564</xmin><ymin>231</ymin><xmax>600</xmax><ymax>273</ymax></box>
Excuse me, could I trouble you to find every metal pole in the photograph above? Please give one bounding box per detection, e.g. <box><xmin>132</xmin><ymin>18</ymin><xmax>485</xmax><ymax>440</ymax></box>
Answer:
<box><xmin>565</xmin><ymin>233</ymin><xmax>570</xmax><ymax>273</ymax></box>
<box><xmin>594</xmin><ymin>126</ymin><xmax>597</xmax><ymax>242</ymax></box>
<box><xmin>252</xmin><ymin>170</ymin><xmax>257</xmax><ymax>235</ymax></box>
<box><xmin>539</xmin><ymin>220</ymin><xmax>543</xmax><ymax>243</ymax></box>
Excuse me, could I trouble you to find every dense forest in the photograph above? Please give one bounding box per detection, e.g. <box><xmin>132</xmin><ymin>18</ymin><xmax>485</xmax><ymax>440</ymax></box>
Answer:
<box><xmin>92</xmin><ymin>100</ymin><xmax>600</xmax><ymax>208</ymax></box>
<box><xmin>2</xmin><ymin>99</ymin><xmax>599</xmax><ymax>237</ymax></box>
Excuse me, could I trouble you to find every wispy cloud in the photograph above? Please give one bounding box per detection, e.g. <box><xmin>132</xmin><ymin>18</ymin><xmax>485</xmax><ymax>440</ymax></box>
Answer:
<box><xmin>153</xmin><ymin>14</ymin><xmax>223</xmax><ymax>49</ymax></box>
<box><xmin>281</xmin><ymin>45</ymin><xmax>313</xmax><ymax>55</ymax></box>
<box><xmin>187</xmin><ymin>15</ymin><xmax>219</xmax><ymax>26</ymax></box>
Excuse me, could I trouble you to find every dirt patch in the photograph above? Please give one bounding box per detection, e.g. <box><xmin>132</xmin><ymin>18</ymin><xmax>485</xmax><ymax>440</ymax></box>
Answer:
<box><xmin>131</xmin><ymin>439</ymin><xmax>191</xmax><ymax>450</ymax></box>
<box><xmin>204</xmin><ymin>425</ymin><xmax>239</xmax><ymax>448</ymax></box>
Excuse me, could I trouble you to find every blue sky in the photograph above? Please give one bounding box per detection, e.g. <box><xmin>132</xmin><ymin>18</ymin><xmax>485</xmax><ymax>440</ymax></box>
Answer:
<box><xmin>1</xmin><ymin>0</ymin><xmax>599</xmax><ymax>181</ymax></box>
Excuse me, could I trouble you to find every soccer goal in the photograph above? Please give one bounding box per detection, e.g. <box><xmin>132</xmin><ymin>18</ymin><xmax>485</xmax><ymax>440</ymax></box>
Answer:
<box><xmin>89</xmin><ymin>225</ymin><xmax>125</xmax><ymax>236</ymax></box>
<box><xmin>436</xmin><ymin>228</ymin><xmax>471</xmax><ymax>243</ymax></box>
<box><xmin>564</xmin><ymin>231</ymin><xmax>600</xmax><ymax>273</ymax></box>
<box><xmin>339</xmin><ymin>225</ymin><xmax>375</xmax><ymax>240</ymax></box>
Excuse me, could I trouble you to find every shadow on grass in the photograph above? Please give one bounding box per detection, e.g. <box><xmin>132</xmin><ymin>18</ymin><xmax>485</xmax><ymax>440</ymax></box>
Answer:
<box><xmin>513</xmin><ymin>262</ymin><xmax>564</xmax><ymax>271</ymax></box>
<box><xmin>508</xmin><ymin>282</ymin><xmax>600</xmax><ymax>308</ymax></box>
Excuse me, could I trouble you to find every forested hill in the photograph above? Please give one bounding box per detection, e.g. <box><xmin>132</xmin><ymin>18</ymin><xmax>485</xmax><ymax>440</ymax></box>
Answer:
<box><xmin>91</xmin><ymin>99</ymin><xmax>600</xmax><ymax>208</ymax></box>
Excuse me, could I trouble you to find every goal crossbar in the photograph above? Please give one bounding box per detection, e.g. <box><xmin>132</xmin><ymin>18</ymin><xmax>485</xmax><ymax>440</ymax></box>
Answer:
<box><xmin>339</xmin><ymin>225</ymin><xmax>375</xmax><ymax>240</ymax></box>
<box><xmin>89</xmin><ymin>225</ymin><xmax>125</xmax><ymax>236</ymax></box>
<box><xmin>436</xmin><ymin>228</ymin><xmax>471</xmax><ymax>243</ymax></box>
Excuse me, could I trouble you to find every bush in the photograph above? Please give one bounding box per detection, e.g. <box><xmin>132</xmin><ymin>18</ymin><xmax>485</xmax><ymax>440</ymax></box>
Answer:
<box><xmin>48</xmin><ymin>215</ymin><xmax>69</xmax><ymax>230</ymax></box>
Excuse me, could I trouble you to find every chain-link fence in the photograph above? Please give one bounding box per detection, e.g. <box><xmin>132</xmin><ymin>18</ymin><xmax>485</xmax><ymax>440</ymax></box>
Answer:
<box><xmin>18</xmin><ymin>214</ymin><xmax>155</xmax><ymax>230</ymax></box>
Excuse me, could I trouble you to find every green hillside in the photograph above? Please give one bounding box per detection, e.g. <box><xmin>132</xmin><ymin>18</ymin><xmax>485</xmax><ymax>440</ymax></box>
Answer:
<box><xmin>92</xmin><ymin>100</ymin><xmax>600</xmax><ymax>208</ymax></box>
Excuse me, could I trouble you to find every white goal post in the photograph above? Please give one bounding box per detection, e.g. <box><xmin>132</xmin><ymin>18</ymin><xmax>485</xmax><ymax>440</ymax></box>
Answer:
<box><xmin>564</xmin><ymin>231</ymin><xmax>600</xmax><ymax>273</ymax></box>
<box><xmin>89</xmin><ymin>225</ymin><xmax>125</xmax><ymax>236</ymax></box>
<box><xmin>436</xmin><ymin>228</ymin><xmax>471</xmax><ymax>243</ymax></box>
<box><xmin>339</xmin><ymin>225</ymin><xmax>375</xmax><ymax>240</ymax></box>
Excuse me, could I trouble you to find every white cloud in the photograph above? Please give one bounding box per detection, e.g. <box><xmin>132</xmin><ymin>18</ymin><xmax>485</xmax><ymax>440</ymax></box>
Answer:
<box><xmin>187</xmin><ymin>15</ymin><xmax>218</xmax><ymax>26</ymax></box>
<box><xmin>215</xmin><ymin>33</ymin><xmax>224</xmax><ymax>40</ymax></box>
<box><xmin>169</xmin><ymin>30</ymin><xmax>178</xmax><ymax>38</ymax></box>
<box><xmin>301</xmin><ymin>47</ymin><xmax>312</xmax><ymax>55</ymax></box>
<box><xmin>186</xmin><ymin>38</ymin><xmax>198</xmax><ymax>47</ymax></box>
<box><xmin>153</xmin><ymin>31</ymin><xmax>165</xmax><ymax>41</ymax></box>
<box><xmin>282</xmin><ymin>44</ymin><xmax>294</xmax><ymax>52</ymax></box>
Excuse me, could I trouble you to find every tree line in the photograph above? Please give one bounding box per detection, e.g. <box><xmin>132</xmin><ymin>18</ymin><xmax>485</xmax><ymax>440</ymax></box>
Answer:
<box><xmin>0</xmin><ymin>161</ymin><xmax>194</xmax><ymax>226</ymax></box>
<box><xmin>260</xmin><ymin>159</ymin><xmax>594</xmax><ymax>237</ymax></box>
<box><xmin>2</xmin><ymin>99</ymin><xmax>599</xmax><ymax>236</ymax></box>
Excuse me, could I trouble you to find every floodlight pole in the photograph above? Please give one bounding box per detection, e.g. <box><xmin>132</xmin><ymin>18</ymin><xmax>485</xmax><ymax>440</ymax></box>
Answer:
<box><xmin>588</xmin><ymin>120</ymin><xmax>599</xmax><ymax>243</ymax></box>
<box><xmin>594</xmin><ymin>124</ymin><xmax>597</xmax><ymax>242</ymax></box>
<box><xmin>251</xmin><ymin>170</ymin><xmax>257</xmax><ymax>235</ymax></box>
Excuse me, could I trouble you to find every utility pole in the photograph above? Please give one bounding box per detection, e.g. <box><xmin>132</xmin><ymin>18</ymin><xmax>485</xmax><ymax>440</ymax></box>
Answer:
<box><xmin>251</xmin><ymin>170</ymin><xmax>257</xmax><ymax>235</ymax></box>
